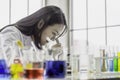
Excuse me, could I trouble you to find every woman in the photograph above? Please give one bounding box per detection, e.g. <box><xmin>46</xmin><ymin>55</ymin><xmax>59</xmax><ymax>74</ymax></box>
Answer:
<box><xmin>0</xmin><ymin>6</ymin><xmax>67</xmax><ymax>66</ymax></box>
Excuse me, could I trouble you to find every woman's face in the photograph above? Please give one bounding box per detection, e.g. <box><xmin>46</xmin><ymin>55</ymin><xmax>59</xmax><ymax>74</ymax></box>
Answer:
<box><xmin>41</xmin><ymin>24</ymin><xmax>64</xmax><ymax>45</ymax></box>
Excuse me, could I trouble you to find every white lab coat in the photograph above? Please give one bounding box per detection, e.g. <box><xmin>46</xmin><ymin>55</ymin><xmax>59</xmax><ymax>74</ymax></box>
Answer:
<box><xmin>0</xmin><ymin>26</ymin><xmax>32</xmax><ymax>66</ymax></box>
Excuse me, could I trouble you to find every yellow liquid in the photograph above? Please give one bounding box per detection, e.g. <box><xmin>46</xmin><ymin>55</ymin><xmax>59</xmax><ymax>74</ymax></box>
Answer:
<box><xmin>10</xmin><ymin>63</ymin><xmax>24</xmax><ymax>79</ymax></box>
<box><xmin>118</xmin><ymin>52</ymin><xmax>120</xmax><ymax>72</ymax></box>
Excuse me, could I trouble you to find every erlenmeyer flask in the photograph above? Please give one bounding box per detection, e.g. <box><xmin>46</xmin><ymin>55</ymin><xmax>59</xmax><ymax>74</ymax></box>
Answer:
<box><xmin>45</xmin><ymin>41</ymin><xmax>67</xmax><ymax>79</ymax></box>
<box><xmin>0</xmin><ymin>56</ymin><xmax>10</xmax><ymax>77</ymax></box>
<box><xmin>9</xmin><ymin>41</ymin><xmax>24</xmax><ymax>79</ymax></box>
<box><xmin>0</xmin><ymin>34</ymin><xmax>10</xmax><ymax>78</ymax></box>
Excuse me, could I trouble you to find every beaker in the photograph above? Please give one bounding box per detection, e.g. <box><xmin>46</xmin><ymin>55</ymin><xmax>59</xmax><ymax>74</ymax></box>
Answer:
<box><xmin>22</xmin><ymin>47</ymin><xmax>44</xmax><ymax>79</ymax></box>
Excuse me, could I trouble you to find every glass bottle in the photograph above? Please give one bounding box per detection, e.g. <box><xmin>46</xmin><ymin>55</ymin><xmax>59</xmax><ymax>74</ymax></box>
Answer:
<box><xmin>113</xmin><ymin>51</ymin><xmax>118</xmax><ymax>72</ymax></box>
<box><xmin>101</xmin><ymin>49</ymin><xmax>107</xmax><ymax>72</ymax></box>
<box><xmin>117</xmin><ymin>52</ymin><xmax>120</xmax><ymax>72</ymax></box>
<box><xmin>108</xmin><ymin>50</ymin><xmax>114</xmax><ymax>72</ymax></box>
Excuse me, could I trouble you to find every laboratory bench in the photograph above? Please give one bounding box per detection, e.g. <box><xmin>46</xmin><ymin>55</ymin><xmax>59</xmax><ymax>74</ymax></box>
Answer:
<box><xmin>0</xmin><ymin>74</ymin><xmax>120</xmax><ymax>80</ymax></box>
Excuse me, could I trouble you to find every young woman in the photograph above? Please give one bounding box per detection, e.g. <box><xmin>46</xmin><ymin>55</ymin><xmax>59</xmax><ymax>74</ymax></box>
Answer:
<box><xmin>0</xmin><ymin>6</ymin><xmax>67</xmax><ymax>66</ymax></box>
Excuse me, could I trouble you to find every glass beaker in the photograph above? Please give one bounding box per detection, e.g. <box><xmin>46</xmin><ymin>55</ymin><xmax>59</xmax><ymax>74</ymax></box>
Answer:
<box><xmin>23</xmin><ymin>47</ymin><xmax>44</xmax><ymax>79</ymax></box>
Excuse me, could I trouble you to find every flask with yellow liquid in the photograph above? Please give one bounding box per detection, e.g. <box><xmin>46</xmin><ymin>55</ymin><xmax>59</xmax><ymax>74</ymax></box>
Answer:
<box><xmin>117</xmin><ymin>52</ymin><xmax>120</xmax><ymax>72</ymax></box>
<box><xmin>10</xmin><ymin>40</ymin><xmax>24</xmax><ymax>79</ymax></box>
<box><xmin>10</xmin><ymin>58</ymin><xmax>24</xmax><ymax>79</ymax></box>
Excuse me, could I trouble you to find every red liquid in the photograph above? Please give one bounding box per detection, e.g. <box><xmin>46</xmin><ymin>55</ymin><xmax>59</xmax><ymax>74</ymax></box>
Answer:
<box><xmin>24</xmin><ymin>68</ymin><xmax>44</xmax><ymax>79</ymax></box>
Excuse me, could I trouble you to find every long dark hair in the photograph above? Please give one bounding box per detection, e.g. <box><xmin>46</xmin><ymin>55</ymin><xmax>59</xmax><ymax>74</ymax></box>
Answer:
<box><xmin>1</xmin><ymin>6</ymin><xmax>67</xmax><ymax>49</ymax></box>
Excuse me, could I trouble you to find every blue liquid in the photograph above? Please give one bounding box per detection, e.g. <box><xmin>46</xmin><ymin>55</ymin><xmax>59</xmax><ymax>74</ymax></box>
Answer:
<box><xmin>45</xmin><ymin>61</ymin><xmax>66</xmax><ymax>78</ymax></box>
<box><xmin>0</xmin><ymin>59</ymin><xmax>10</xmax><ymax>78</ymax></box>
<box><xmin>109</xmin><ymin>60</ymin><xmax>113</xmax><ymax>71</ymax></box>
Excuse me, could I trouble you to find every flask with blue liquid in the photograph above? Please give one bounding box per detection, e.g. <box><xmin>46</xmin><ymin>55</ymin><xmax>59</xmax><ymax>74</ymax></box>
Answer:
<box><xmin>45</xmin><ymin>38</ymin><xmax>66</xmax><ymax>79</ymax></box>
<box><xmin>0</xmin><ymin>48</ymin><xmax>10</xmax><ymax>78</ymax></box>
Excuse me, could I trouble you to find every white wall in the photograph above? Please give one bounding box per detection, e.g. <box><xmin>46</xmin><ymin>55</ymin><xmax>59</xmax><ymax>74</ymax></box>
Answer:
<box><xmin>0</xmin><ymin>0</ymin><xmax>44</xmax><ymax>29</ymax></box>
<box><xmin>0</xmin><ymin>0</ymin><xmax>9</xmax><ymax>28</ymax></box>
<box><xmin>73</xmin><ymin>0</ymin><xmax>120</xmax><ymax>46</ymax></box>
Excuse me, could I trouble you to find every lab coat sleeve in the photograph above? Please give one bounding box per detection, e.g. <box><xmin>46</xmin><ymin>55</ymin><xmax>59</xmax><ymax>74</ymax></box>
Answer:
<box><xmin>0</xmin><ymin>27</ymin><xmax>22</xmax><ymax>66</ymax></box>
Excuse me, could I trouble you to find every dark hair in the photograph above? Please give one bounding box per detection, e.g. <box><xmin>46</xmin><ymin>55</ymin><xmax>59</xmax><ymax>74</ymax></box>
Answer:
<box><xmin>3</xmin><ymin>6</ymin><xmax>67</xmax><ymax>49</ymax></box>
